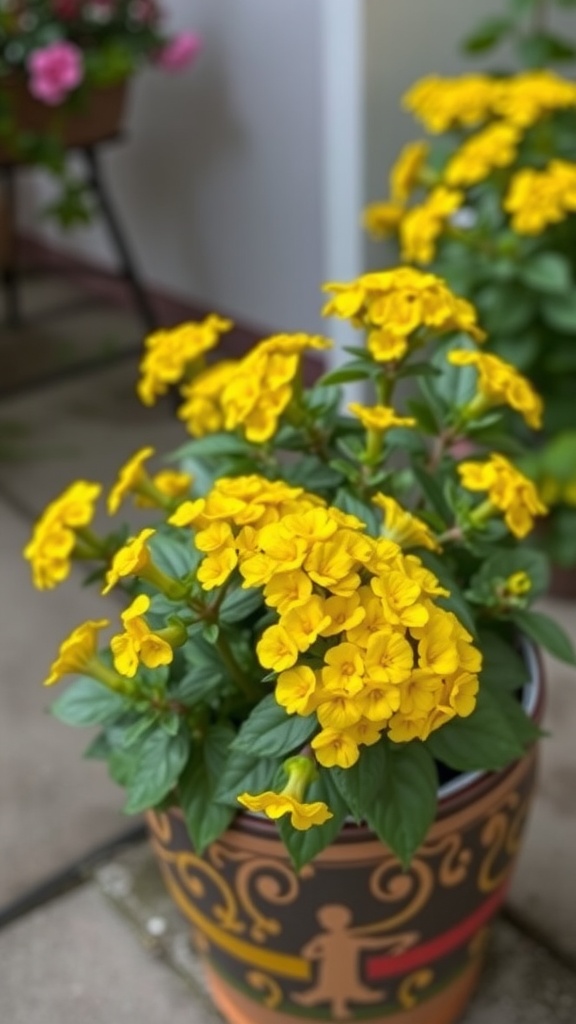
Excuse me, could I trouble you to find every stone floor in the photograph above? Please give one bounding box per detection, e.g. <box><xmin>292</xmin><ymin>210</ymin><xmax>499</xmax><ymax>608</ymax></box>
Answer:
<box><xmin>0</xmin><ymin>270</ymin><xmax>575</xmax><ymax>1021</ymax></box>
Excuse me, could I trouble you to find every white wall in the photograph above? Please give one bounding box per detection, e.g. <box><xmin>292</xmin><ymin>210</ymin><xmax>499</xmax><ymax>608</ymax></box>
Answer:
<box><xmin>23</xmin><ymin>0</ymin><xmax>533</xmax><ymax>333</ymax></box>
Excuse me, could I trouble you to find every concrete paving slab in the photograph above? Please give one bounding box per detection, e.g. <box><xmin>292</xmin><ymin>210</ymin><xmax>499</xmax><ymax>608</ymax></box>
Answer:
<box><xmin>0</xmin><ymin>500</ymin><xmax>127</xmax><ymax>906</ymax></box>
<box><xmin>508</xmin><ymin>596</ymin><xmax>576</xmax><ymax>965</ymax></box>
<box><xmin>0</xmin><ymin>883</ymin><xmax>219</xmax><ymax>1024</ymax></box>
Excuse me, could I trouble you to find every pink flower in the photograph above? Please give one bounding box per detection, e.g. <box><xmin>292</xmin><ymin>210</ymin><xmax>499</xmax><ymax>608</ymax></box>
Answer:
<box><xmin>27</xmin><ymin>42</ymin><xmax>84</xmax><ymax>106</ymax></box>
<box><xmin>156</xmin><ymin>32</ymin><xmax>202</xmax><ymax>72</ymax></box>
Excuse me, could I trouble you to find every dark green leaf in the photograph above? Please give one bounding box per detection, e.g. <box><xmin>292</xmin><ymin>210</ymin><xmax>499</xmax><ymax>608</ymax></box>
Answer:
<box><xmin>109</xmin><ymin>747</ymin><xmax>140</xmax><ymax>788</ymax></box>
<box><xmin>318</xmin><ymin>367</ymin><xmax>372</xmax><ymax>386</ymax></box>
<box><xmin>284</xmin><ymin>457</ymin><xmax>344</xmax><ymax>491</ymax></box>
<box><xmin>333</xmin><ymin>489</ymin><xmax>378</xmax><ymax>534</ymax></box>
<box><xmin>169</xmin><ymin>434</ymin><xmax>250</xmax><ymax>462</ymax></box>
<box><xmin>83</xmin><ymin>731</ymin><xmax>111</xmax><ymax>760</ymax></box>
<box><xmin>367</xmin><ymin>742</ymin><xmax>438</xmax><ymax>868</ymax></box>
<box><xmin>470</xmin><ymin>548</ymin><xmax>550</xmax><ymax>600</ymax></box>
<box><xmin>179</xmin><ymin>725</ymin><xmax>236</xmax><ymax>852</ymax></box>
<box><xmin>517</xmin><ymin>33</ymin><xmax>576</xmax><ymax>66</ymax></box>
<box><xmin>541</xmin><ymin>292</ymin><xmax>576</xmax><ymax>332</ymax></box>
<box><xmin>51</xmin><ymin>677</ymin><xmax>129</xmax><ymax>727</ymax></box>
<box><xmin>520</xmin><ymin>253</ymin><xmax>572</xmax><ymax>295</ymax></box>
<box><xmin>462</xmin><ymin>16</ymin><xmax>512</xmax><ymax>53</ymax></box>
<box><xmin>406</xmin><ymin>399</ymin><xmax>439</xmax><ymax>435</ymax></box>
<box><xmin>412</xmin><ymin>467</ymin><xmax>451</xmax><ymax>524</ymax></box>
<box><xmin>427</xmin><ymin>688</ymin><xmax>538</xmax><ymax>772</ymax></box>
<box><xmin>214</xmin><ymin>750</ymin><xmax>278</xmax><ymax>806</ymax></box>
<box><xmin>124</xmin><ymin>728</ymin><xmax>191</xmax><ymax>814</ymax></box>
<box><xmin>232</xmin><ymin>694</ymin><xmax>316</xmax><ymax>758</ymax></box>
<box><xmin>510</xmin><ymin>610</ymin><xmax>576</xmax><ymax>665</ymax></box>
<box><xmin>478</xmin><ymin>629</ymin><xmax>531</xmax><ymax>691</ymax></box>
<box><xmin>220</xmin><ymin>587</ymin><xmax>265</xmax><ymax>624</ymax></box>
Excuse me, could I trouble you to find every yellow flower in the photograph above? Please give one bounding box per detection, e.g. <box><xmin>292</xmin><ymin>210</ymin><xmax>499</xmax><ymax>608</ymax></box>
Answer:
<box><xmin>195</xmin><ymin>522</ymin><xmax>235</xmax><ymax>553</ymax></box>
<box><xmin>237</xmin><ymin>791</ymin><xmax>333</xmax><ymax>830</ymax></box>
<box><xmin>177</xmin><ymin>361</ymin><xmax>238</xmax><ymax>438</ymax></box>
<box><xmin>445</xmin><ymin>671</ymin><xmax>479</xmax><ymax>718</ymax></box>
<box><xmin>459</xmin><ymin>453</ymin><xmax>548</xmax><ymax>538</ymax></box>
<box><xmin>44</xmin><ymin>620</ymin><xmax>109</xmax><ymax>686</ymax></box>
<box><xmin>416</xmin><ymin>609</ymin><xmax>461</xmax><ymax>676</ymax></box>
<box><xmin>321</xmin><ymin>642</ymin><xmax>365</xmax><ymax>695</ymax></box>
<box><xmin>444</xmin><ymin>122</ymin><xmax>520</xmax><ymax>188</ymax></box>
<box><xmin>102</xmin><ymin>528</ymin><xmax>156</xmax><ymax>594</ymax></box>
<box><xmin>448</xmin><ymin>350</ymin><xmax>543</xmax><ymax>430</ymax></box>
<box><xmin>346</xmin><ymin>591</ymin><xmax>390</xmax><ymax>648</ymax></box>
<box><xmin>363</xmin><ymin>201</ymin><xmax>404</xmax><ymax>240</ymax></box>
<box><xmin>110</xmin><ymin>594</ymin><xmax>174</xmax><ymax>677</ymax></box>
<box><xmin>348</xmin><ymin>403</ymin><xmax>416</xmax><ymax>432</ymax></box>
<box><xmin>504</xmin><ymin>160</ymin><xmax>576</xmax><ymax>235</ymax></box>
<box><xmin>167</xmin><ymin>498</ymin><xmax>206</xmax><ymax>528</ymax></box>
<box><xmin>373</xmin><ymin>493</ymin><xmax>441</xmax><ymax>552</ymax></box>
<box><xmin>365</xmin><ymin>631</ymin><xmax>414</xmax><ymax>685</ymax></box>
<box><xmin>371</xmin><ymin>571</ymin><xmax>429</xmax><ymax>629</ymax></box>
<box><xmin>390</xmin><ymin>141</ymin><xmax>429</xmax><ymax>203</ymax></box>
<box><xmin>282</xmin><ymin>597</ymin><xmax>332</xmax><ymax>653</ymax></box>
<box><xmin>403</xmin><ymin>74</ymin><xmax>499</xmax><ymax>132</ymax></box>
<box><xmin>304</xmin><ymin>539</ymin><xmax>356</xmax><ymax>590</ymax></box>
<box><xmin>108</xmin><ymin>447</ymin><xmax>155</xmax><ymax>515</ymax></box>
<box><xmin>316</xmin><ymin>693</ymin><xmax>363</xmax><ymax>730</ymax></box>
<box><xmin>367</xmin><ymin>329</ymin><xmax>410</xmax><ymax>363</ymax></box>
<box><xmin>311</xmin><ymin>728</ymin><xmax>360</xmax><ymax>769</ymax></box>
<box><xmin>357</xmin><ymin>679</ymin><xmax>402</xmax><ymax>723</ymax></box>
<box><xmin>397</xmin><ymin>670</ymin><xmax>444</xmax><ymax>718</ymax></box>
<box><xmin>24</xmin><ymin>481</ymin><xmax>102</xmax><ymax>590</ymax></box>
<box><xmin>318</xmin><ymin>594</ymin><xmax>365</xmax><ymax>637</ymax></box>
<box><xmin>276</xmin><ymin>666</ymin><xmax>319</xmax><ymax>715</ymax></box>
<box><xmin>257</xmin><ymin>624</ymin><xmax>300</xmax><ymax>671</ymax></box>
<box><xmin>263</xmin><ymin>570</ymin><xmax>313</xmax><ymax>615</ymax></box>
<box><xmin>135</xmin><ymin>470</ymin><xmax>193</xmax><ymax>508</ymax></box>
<box><xmin>346</xmin><ymin>718</ymin><xmax>383</xmax><ymax>748</ymax></box>
<box><xmin>197</xmin><ymin>547</ymin><xmax>238</xmax><ymax>590</ymax></box>
<box><xmin>492</xmin><ymin>70</ymin><xmax>576</xmax><ymax>128</ymax></box>
<box><xmin>137</xmin><ymin>316</ymin><xmax>233</xmax><ymax>406</ymax></box>
<box><xmin>400</xmin><ymin>187</ymin><xmax>463</xmax><ymax>265</ymax></box>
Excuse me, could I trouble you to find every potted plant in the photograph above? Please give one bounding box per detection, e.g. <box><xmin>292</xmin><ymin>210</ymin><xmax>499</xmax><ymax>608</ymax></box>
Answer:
<box><xmin>363</xmin><ymin>12</ymin><xmax>576</xmax><ymax>589</ymax></box>
<box><xmin>24</xmin><ymin>278</ymin><xmax>574</xmax><ymax>1024</ymax></box>
<box><xmin>0</xmin><ymin>0</ymin><xmax>201</xmax><ymax>224</ymax></box>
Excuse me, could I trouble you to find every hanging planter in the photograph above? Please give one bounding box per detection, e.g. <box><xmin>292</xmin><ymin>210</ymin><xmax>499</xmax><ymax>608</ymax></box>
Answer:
<box><xmin>0</xmin><ymin>74</ymin><xmax>129</xmax><ymax>164</ymax></box>
<box><xmin>147</xmin><ymin>654</ymin><xmax>543</xmax><ymax>1024</ymax></box>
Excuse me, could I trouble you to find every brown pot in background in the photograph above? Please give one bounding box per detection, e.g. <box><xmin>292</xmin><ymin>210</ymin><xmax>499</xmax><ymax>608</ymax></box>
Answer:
<box><xmin>147</xmin><ymin>650</ymin><xmax>544</xmax><ymax>1024</ymax></box>
<box><xmin>0</xmin><ymin>75</ymin><xmax>128</xmax><ymax>164</ymax></box>
<box><xmin>548</xmin><ymin>562</ymin><xmax>576</xmax><ymax>601</ymax></box>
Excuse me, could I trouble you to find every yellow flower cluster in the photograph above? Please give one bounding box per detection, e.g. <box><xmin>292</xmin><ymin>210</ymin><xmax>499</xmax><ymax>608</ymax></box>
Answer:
<box><xmin>400</xmin><ymin>187</ymin><xmax>464</xmax><ymax>265</ymax></box>
<box><xmin>444</xmin><ymin>123</ymin><xmax>521</xmax><ymax>189</ymax></box>
<box><xmin>505</xmin><ymin>160</ymin><xmax>576</xmax><ymax>235</ymax></box>
<box><xmin>363</xmin><ymin>201</ymin><xmax>404</xmax><ymax>241</ymax></box>
<box><xmin>459</xmin><ymin>453</ymin><xmax>547</xmax><ymax>538</ymax></box>
<box><xmin>323</xmin><ymin>267</ymin><xmax>485</xmax><ymax>363</ymax></box>
<box><xmin>110</xmin><ymin>595</ymin><xmax>174</xmax><ymax>678</ymax></box>
<box><xmin>348</xmin><ymin>403</ymin><xmax>416</xmax><ymax>433</ymax></box>
<box><xmin>403</xmin><ymin>74</ymin><xmax>499</xmax><ymax>133</ymax></box>
<box><xmin>404</xmin><ymin>71</ymin><xmax>576</xmax><ymax>134</ymax></box>
<box><xmin>44</xmin><ymin>619</ymin><xmax>109</xmax><ymax>687</ymax></box>
<box><xmin>171</xmin><ymin>477</ymin><xmax>481</xmax><ymax>766</ymax></box>
<box><xmin>24</xmin><ymin>481</ymin><xmax>101</xmax><ymax>590</ymax></box>
<box><xmin>137</xmin><ymin>316</ymin><xmax>233</xmax><ymax>406</ymax></box>
<box><xmin>178</xmin><ymin>333</ymin><xmax>332</xmax><ymax>443</ymax></box>
<box><xmin>363</xmin><ymin>142</ymin><xmax>429</xmax><ymax>242</ymax></box>
<box><xmin>448</xmin><ymin>350</ymin><xmax>543</xmax><ymax>429</ymax></box>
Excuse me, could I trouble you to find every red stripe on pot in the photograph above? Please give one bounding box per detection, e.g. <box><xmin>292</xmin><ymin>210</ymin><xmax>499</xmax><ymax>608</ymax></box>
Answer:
<box><xmin>365</xmin><ymin>881</ymin><xmax>508</xmax><ymax>981</ymax></box>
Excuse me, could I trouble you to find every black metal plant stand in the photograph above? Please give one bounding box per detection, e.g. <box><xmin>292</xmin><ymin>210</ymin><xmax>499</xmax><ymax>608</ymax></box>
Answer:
<box><xmin>1</xmin><ymin>141</ymin><xmax>158</xmax><ymax>333</ymax></box>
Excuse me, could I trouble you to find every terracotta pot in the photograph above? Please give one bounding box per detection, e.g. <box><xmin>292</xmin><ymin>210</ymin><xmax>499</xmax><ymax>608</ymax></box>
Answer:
<box><xmin>147</xmin><ymin>649</ymin><xmax>543</xmax><ymax>1024</ymax></box>
<box><xmin>0</xmin><ymin>75</ymin><xmax>128</xmax><ymax>164</ymax></box>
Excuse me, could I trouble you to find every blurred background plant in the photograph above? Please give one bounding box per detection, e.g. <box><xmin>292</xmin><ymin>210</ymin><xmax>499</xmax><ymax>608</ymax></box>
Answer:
<box><xmin>364</xmin><ymin>0</ymin><xmax>576</xmax><ymax>575</ymax></box>
<box><xmin>0</xmin><ymin>0</ymin><xmax>201</xmax><ymax>224</ymax></box>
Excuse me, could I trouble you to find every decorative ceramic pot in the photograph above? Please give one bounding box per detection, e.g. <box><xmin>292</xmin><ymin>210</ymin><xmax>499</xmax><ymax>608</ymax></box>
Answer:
<box><xmin>0</xmin><ymin>75</ymin><xmax>128</xmax><ymax>165</ymax></box>
<box><xmin>147</xmin><ymin>646</ymin><xmax>543</xmax><ymax>1024</ymax></box>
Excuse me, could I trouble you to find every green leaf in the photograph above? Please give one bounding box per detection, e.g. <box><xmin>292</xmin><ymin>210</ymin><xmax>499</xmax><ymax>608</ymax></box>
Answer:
<box><xmin>284</xmin><ymin>457</ymin><xmax>344</xmax><ymax>491</ymax></box>
<box><xmin>214</xmin><ymin>750</ymin><xmax>279</xmax><ymax>806</ymax></box>
<box><xmin>276</xmin><ymin>771</ymin><xmax>348</xmax><ymax>872</ymax></box>
<box><xmin>520</xmin><ymin>253</ymin><xmax>572</xmax><ymax>295</ymax></box>
<box><xmin>469</xmin><ymin>548</ymin><xmax>550</xmax><ymax>600</ymax></box>
<box><xmin>462</xmin><ymin>16</ymin><xmax>512</xmax><ymax>53</ymax></box>
<box><xmin>232</xmin><ymin>694</ymin><xmax>317</xmax><ymax>758</ymax></box>
<box><xmin>334</xmin><ymin>739</ymin><xmax>438</xmax><ymax>867</ymax></box>
<box><xmin>83</xmin><ymin>731</ymin><xmax>111</xmax><ymax>760</ymax></box>
<box><xmin>318</xmin><ymin>366</ymin><xmax>372</xmax><ymax>386</ymax></box>
<box><xmin>541</xmin><ymin>292</ymin><xmax>576</xmax><ymax>332</ymax></box>
<box><xmin>478</xmin><ymin>629</ymin><xmax>530</xmax><ymax>692</ymax></box>
<box><xmin>333</xmin><ymin>489</ymin><xmax>378</xmax><ymax>534</ymax></box>
<box><xmin>124</xmin><ymin>728</ymin><xmax>191</xmax><ymax>814</ymax></box>
<box><xmin>411</xmin><ymin>468</ymin><xmax>451</xmax><ymax>525</ymax></box>
<box><xmin>517</xmin><ymin>33</ymin><xmax>576</xmax><ymax>66</ymax></box>
<box><xmin>51</xmin><ymin>677</ymin><xmax>129</xmax><ymax>727</ymax></box>
<box><xmin>406</xmin><ymin>399</ymin><xmax>439</xmax><ymax>435</ymax></box>
<box><xmin>510</xmin><ymin>610</ymin><xmax>576</xmax><ymax>665</ymax></box>
<box><xmin>427</xmin><ymin>688</ymin><xmax>539</xmax><ymax>773</ymax></box>
<box><xmin>170</xmin><ymin>433</ymin><xmax>250</xmax><ymax>462</ymax></box>
<box><xmin>179</xmin><ymin>725</ymin><xmax>237</xmax><ymax>852</ymax></box>
<box><xmin>109</xmin><ymin>747</ymin><xmax>140</xmax><ymax>788</ymax></box>
<box><xmin>220</xmin><ymin>587</ymin><xmax>264</xmax><ymax>624</ymax></box>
